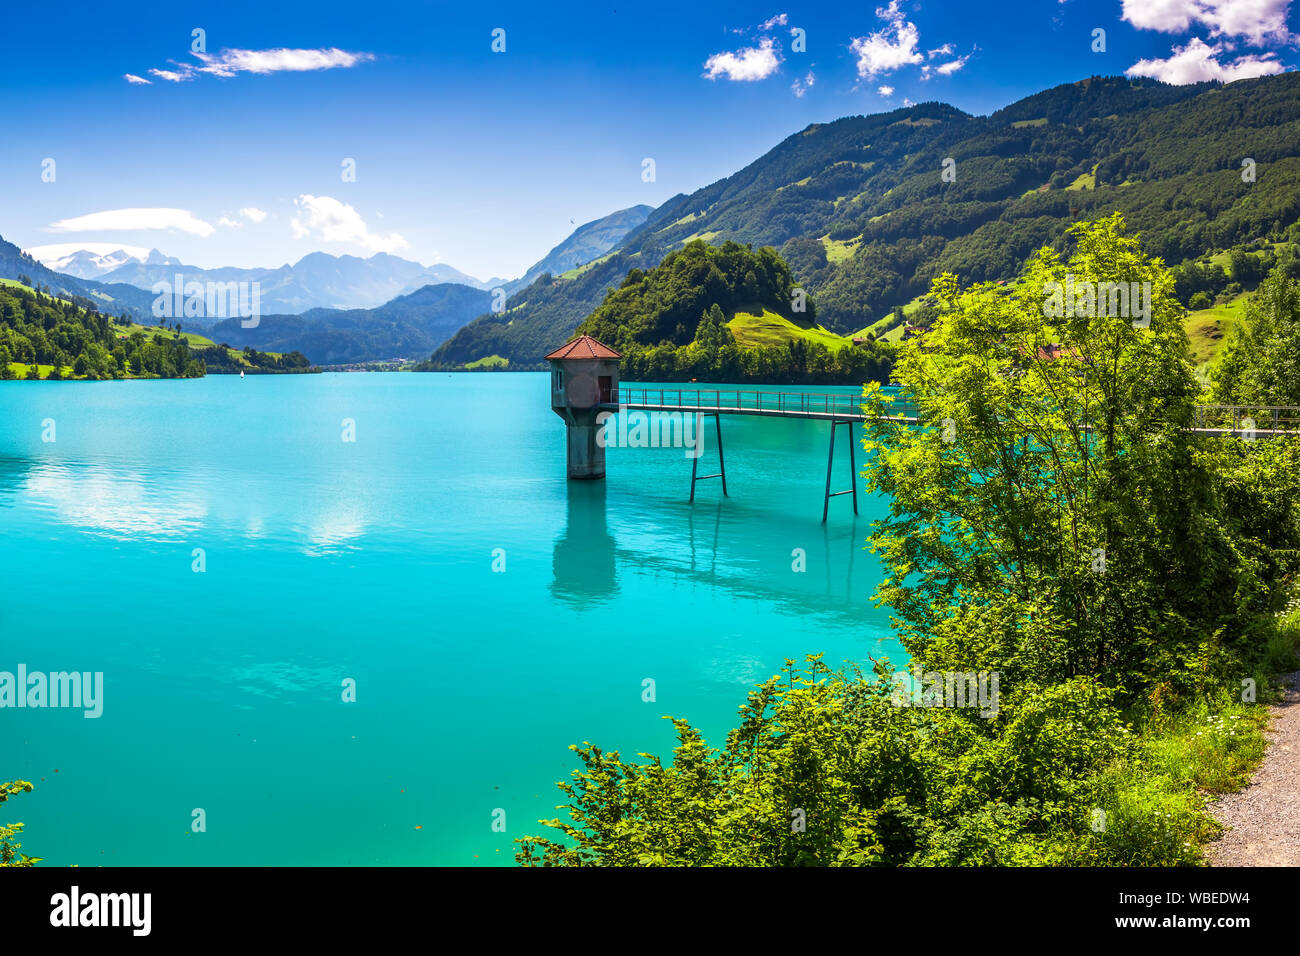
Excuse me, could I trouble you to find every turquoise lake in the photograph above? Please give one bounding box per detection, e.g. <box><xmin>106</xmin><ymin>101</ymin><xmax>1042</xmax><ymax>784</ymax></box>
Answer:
<box><xmin>0</xmin><ymin>372</ymin><xmax>903</xmax><ymax>866</ymax></box>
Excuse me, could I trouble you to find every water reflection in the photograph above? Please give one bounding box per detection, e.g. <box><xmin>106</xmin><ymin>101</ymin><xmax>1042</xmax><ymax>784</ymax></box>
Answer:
<box><xmin>686</xmin><ymin>500</ymin><xmax>723</xmax><ymax>579</ymax></box>
<box><xmin>550</xmin><ymin>480</ymin><xmax>619</xmax><ymax>607</ymax></box>
<box><xmin>0</xmin><ymin>454</ymin><xmax>35</xmax><ymax>505</ymax></box>
<box><xmin>568</xmin><ymin>476</ymin><xmax>885</xmax><ymax>636</ymax></box>
<box><xmin>21</xmin><ymin>460</ymin><xmax>207</xmax><ymax>540</ymax></box>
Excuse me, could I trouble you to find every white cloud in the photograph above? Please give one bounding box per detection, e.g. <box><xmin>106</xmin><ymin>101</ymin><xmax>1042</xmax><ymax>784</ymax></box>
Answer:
<box><xmin>760</xmin><ymin>13</ymin><xmax>789</xmax><ymax>30</ymax></box>
<box><xmin>924</xmin><ymin>53</ymin><xmax>972</xmax><ymax>78</ymax></box>
<box><xmin>878</xmin><ymin>84</ymin><xmax>895</xmax><ymax>96</ymax></box>
<box><xmin>927</xmin><ymin>43</ymin><xmax>955</xmax><ymax>58</ymax></box>
<box><xmin>1122</xmin><ymin>0</ymin><xmax>1295</xmax><ymax>45</ymax></box>
<box><xmin>46</xmin><ymin>208</ymin><xmax>215</xmax><ymax>237</ymax></box>
<box><xmin>704</xmin><ymin>37</ymin><xmax>783</xmax><ymax>81</ymax></box>
<box><xmin>149</xmin><ymin>68</ymin><xmax>193</xmax><ymax>83</ymax></box>
<box><xmin>123</xmin><ymin>73</ymin><xmax>151</xmax><ymax>85</ymax></box>
<box><xmin>290</xmin><ymin>195</ymin><xmax>408</xmax><ymax>254</ymax></box>
<box><xmin>134</xmin><ymin>47</ymin><xmax>373</xmax><ymax>86</ymax></box>
<box><xmin>219</xmin><ymin>208</ymin><xmax>265</xmax><ymax>229</ymax></box>
<box><xmin>792</xmin><ymin>71</ymin><xmax>816</xmax><ymax>96</ymax></box>
<box><xmin>850</xmin><ymin>1</ymin><xmax>925</xmax><ymax>77</ymax></box>
<box><xmin>1126</xmin><ymin>36</ymin><xmax>1285</xmax><ymax>83</ymax></box>
<box><xmin>1121</xmin><ymin>0</ymin><xmax>1212</xmax><ymax>33</ymax></box>
<box><xmin>193</xmin><ymin>47</ymin><xmax>374</xmax><ymax>77</ymax></box>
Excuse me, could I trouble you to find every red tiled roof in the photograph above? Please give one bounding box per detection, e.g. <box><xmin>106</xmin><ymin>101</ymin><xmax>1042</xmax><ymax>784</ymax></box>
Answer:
<box><xmin>544</xmin><ymin>335</ymin><xmax>622</xmax><ymax>360</ymax></box>
<box><xmin>1032</xmin><ymin>343</ymin><xmax>1082</xmax><ymax>362</ymax></box>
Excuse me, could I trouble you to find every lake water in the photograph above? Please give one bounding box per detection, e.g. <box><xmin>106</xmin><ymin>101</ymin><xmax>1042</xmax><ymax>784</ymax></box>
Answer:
<box><xmin>0</xmin><ymin>373</ymin><xmax>902</xmax><ymax>866</ymax></box>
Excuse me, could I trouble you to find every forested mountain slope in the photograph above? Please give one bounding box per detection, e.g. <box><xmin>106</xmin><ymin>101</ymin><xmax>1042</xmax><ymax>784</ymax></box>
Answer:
<box><xmin>431</xmin><ymin>72</ymin><xmax>1300</xmax><ymax>369</ymax></box>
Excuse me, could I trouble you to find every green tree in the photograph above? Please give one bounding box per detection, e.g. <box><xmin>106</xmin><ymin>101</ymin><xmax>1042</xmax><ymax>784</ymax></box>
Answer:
<box><xmin>1211</xmin><ymin>269</ymin><xmax>1300</xmax><ymax>406</ymax></box>
<box><xmin>515</xmin><ymin>217</ymin><xmax>1300</xmax><ymax>868</ymax></box>
<box><xmin>0</xmin><ymin>781</ymin><xmax>39</xmax><ymax>867</ymax></box>
<box><xmin>862</xmin><ymin>215</ymin><xmax>1253</xmax><ymax>698</ymax></box>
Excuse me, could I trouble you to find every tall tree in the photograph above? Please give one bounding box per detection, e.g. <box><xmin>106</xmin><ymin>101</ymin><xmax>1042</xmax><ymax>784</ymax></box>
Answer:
<box><xmin>862</xmin><ymin>214</ymin><xmax>1249</xmax><ymax>697</ymax></box>
<box><xmin>1211</xmin><ymin>269</ymin><xmax>1300</xmax><ymax>407</ymax></box>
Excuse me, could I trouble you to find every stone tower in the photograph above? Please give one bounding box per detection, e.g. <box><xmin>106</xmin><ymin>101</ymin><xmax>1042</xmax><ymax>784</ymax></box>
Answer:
<box><xmin>545</xmin><ymin>335</ymin><xmax>622</xmax><ymax>479</ymax></box>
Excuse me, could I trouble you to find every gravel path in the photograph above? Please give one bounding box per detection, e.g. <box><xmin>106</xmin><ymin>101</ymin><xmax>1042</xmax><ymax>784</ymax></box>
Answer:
<box><xmin>1209</xmin><ymin>669</ymin><xmax>1300</xmax><ymax>866</ymax></box>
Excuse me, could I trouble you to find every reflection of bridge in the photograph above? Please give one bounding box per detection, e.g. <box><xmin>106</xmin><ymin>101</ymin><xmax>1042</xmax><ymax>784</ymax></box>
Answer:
<box><xmin>550</xmin><ymin>480</ymin><xmax>884</xmax><ymax>634</ymax></box>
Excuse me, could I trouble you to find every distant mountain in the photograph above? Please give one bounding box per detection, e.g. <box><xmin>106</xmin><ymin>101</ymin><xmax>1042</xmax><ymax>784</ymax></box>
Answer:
<box><xmin>98</xmin><ymin>251</ymin><xmax>493</xmax><ymax>314</ymax></box>
<box><xmin>0</xmin><ymin>236</ymin><xmax>158</xmax><ymax>317</ymax></box>
<box><xmin>506</xmin><ymin>205</ymin><xmax>652</xmax><ymax>292</ymax></box>
<box><xmin>430</xmin><ymin>72</ymin><xmax>1300</xmax><ymax>369</ymax></box>
<box><xmin>148</xmin><ymin>206</ymin><xmax>656</xmax><ymax>362</ymax></box>
<box><xmin>10</xmin><ymin>202</ymin><xmax>653</xmax><ymax>352</ymax></box>
<box><xmin>24</xmin><ymin>244</ymin><xmax>181</xmax><ymax>279</ymax></box>
<box><xmin>202</xmin><ymin>282</ymin><xmax>494</xmax><ymax>364</ymax></box>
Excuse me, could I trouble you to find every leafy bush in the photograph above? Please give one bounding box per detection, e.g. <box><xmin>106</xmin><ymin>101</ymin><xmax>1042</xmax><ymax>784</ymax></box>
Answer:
<box><xmin>0</xmin><ymin>782</ymin><xmax>39</xmax><ymax>867</ymax></box>
<box><xmin>519</xmin><ymin>217</ymin><xmax>1300</xmax><ymax>867</ymax></box>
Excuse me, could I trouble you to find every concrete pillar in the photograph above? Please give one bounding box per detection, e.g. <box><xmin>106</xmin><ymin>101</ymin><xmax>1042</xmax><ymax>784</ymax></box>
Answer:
<box><xmin>563</xmin><ymin>408</ymin><xmax>606</xmax><ymax>479</ymax></box>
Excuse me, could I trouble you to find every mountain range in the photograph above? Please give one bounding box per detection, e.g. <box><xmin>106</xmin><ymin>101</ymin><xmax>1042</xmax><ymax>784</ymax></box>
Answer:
<box><xmin>0</xmin><ymin>237</ymin><xmax>159</xmax><ymax>316</ymax></box>
<box><xmin>24</xmin><ymin>244</ymin><xmax>182</xmax><ymax>279</ymax></box>
<box><xmin>10</xmin><ymin>72</ymin><xmax>1300</xmax><ymax>370</ymax></box>
<box><xmin>26</xmin><ymin>244</ymin><xmax>499</xmax><ymax>313</ymax></box>
<box><xmin>24</xmin><ymin>204</ymin><xmax>653</xmax><ymax>318</ymax></box>
<box><xmin>202</xmin><ymin>282</ymin><xmax>495</xmax><ymax>365</ymax></box>
<box><xmin>430</xmin><ymin>71</ymin><xmax>1300</xmax><ymax>369</ymax></box>
<box><xmin>508</xmin><ymin>205</ymin><xmax>651</xmax><ymax>290</ymax></box>
<box><xmin>1</xmin><ymin>204</ymin><xmax>653</xmax><ymax>363</ymax></box>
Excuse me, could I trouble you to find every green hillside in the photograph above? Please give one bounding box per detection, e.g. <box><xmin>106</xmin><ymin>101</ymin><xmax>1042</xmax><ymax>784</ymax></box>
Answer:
<box><xmin>430</xmin><ymin>71</ymin><xmax>1300</xmax><ymax>370</ymax></box>
<box><xmin>554</xmin><ymin>240</ymin><xmax>891</xmax><ymax>385</ymax></box>
<box><xmin>727</xmin><ymin>310</ymin><xmax>854</xmax><ymax>351</ymax></box>
<box><xmin>204</xmin><ymin>281</ymin><xmax>493</xmax><ymax>365</ymax></box>
<box><xmin>1185</xmin><ymin>295</ymin><xmax>1249</xmax><ymax>367</ymax></box>
<box><xmin>0</xmin><ymin>238</ymin><xmax>156</xmax><ymax>317</ymax></box>
<box><xmin>0</xmin><ymin>282</ymin><xmax>315</xmax><ymax>380</ymax></box>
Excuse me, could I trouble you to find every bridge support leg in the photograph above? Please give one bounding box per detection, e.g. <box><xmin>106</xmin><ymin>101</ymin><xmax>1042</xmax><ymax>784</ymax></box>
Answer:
<box><xmin>689</xmin><ymin>412</ymin><xmax>728</xmax><ymax>503</ymax></box>
<box><xmin>822</xmin><ymin>419</ymin><xmax>859</xmax><ymax>523</ymax></box>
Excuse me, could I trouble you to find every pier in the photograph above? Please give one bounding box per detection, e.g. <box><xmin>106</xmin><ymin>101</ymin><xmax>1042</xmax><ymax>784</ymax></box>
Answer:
<box><xmin>547</xmin><ymin>335</ymin><xmax>1300</xmax><ymax>521</ymax></box>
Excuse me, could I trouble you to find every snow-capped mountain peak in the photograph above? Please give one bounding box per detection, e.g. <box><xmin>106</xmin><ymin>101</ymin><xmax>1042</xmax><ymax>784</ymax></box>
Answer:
<box><xmin>22</xmin><ymin>243</ymin><xmax>179</xmax><ymax>280</ymax></box>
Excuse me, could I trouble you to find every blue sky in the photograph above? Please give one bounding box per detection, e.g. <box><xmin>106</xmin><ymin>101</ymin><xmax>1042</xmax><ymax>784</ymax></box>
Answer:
<box><xmin>2</xmin><ymin>0</ymin><xmax>1296</xmax><ymax>279</ymax></box>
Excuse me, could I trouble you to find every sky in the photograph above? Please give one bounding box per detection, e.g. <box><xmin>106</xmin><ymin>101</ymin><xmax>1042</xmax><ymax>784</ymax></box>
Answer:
<box><xmin>2</xmin><ymin>0</ymin><xmax>1296</xmax><ymax>280</ymax></box>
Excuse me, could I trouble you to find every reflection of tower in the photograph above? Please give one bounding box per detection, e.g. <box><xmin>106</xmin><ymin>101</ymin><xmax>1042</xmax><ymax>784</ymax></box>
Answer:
<box><xmin>546</xmin><ymin>335</ymin><xmax>621</xmax><ymax>479</ymax></box>
<box><xmin>551</xmin><ymin>479</ymin><xmax>619</xmax><ymax>608</ymax></box>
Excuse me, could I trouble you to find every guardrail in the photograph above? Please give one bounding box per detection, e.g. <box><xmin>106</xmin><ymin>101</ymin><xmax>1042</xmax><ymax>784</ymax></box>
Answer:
<box><xmin>606</xmin><ymin>387</ymin><xmax>914</xmax><ymax>420</ymax></box>
<box><xmin>1193</xmin><ymin>405</ymin><xmax>1300</xmax><ymax>432</ymax></box>
<box><xmin>603</xmin><ymin>392</ymin><xmax>1300</xmax><ymax>434</ymax></box>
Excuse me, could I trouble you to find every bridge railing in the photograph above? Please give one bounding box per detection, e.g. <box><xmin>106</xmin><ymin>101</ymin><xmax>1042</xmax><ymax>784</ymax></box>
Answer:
<box><xmin>607</xmin><ymin>387</ymin><xmax>913</xmax><ymax>419</ymax></box>
<box><xmin>602</xmin><ymin>392</ymin><xmax>1300</xmax><ymax>435</ymax></box>
<box><xmin>1193</xmin><ymin>405</ymin><xmax>1300</xmax><ymax>432</ymax></box>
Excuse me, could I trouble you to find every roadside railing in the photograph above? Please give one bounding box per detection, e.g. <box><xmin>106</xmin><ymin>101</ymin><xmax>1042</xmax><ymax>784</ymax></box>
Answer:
<box><xmin>1193</xmin><ymin>405</ymin><xmax>1300</xmax><ymax>433</ymax></box>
